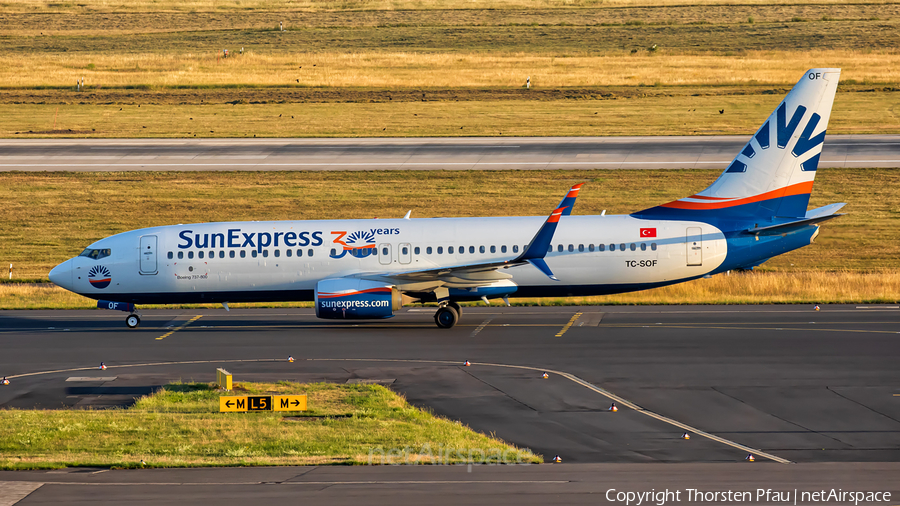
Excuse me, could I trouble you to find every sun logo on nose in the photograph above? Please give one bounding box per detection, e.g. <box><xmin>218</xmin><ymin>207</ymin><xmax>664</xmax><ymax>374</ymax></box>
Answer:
<box><xmin>87</xmin><ymin>265</ymin><xmax>112</xmax><ymax>289</ymax></box>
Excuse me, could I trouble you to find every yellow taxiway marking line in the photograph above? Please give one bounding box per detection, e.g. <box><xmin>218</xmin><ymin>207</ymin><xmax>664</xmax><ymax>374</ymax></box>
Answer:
<box><xmin>555</xmin><ymin>312</ymin><xmax>583</xmax><ymax>338</ymax></box>
<box><xmin>156</xmin><ymin>315</ymin><xmax>203</xmax><ymax>340</ymax></box>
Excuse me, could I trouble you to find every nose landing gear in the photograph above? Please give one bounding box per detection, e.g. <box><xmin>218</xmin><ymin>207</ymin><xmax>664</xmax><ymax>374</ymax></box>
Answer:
<box><xmin>125</xmin><ymin>313</ymin><xmax>141</xmax><ymax>329</ymax></box>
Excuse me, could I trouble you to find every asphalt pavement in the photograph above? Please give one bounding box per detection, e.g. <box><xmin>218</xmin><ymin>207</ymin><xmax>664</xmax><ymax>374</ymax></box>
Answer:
<box><xmin>1</xmin><ymin>305</ymin><xmax>898</xmax><ymax>504</ymax></box>
<box><xmin>1</xmin><ymin>135</ymin><xmax>898</xmax><ymax>171</ymax></box>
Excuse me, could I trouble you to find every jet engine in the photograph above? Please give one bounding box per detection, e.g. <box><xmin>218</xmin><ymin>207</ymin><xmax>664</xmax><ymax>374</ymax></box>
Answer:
<box><xmin>314</xmin><ymin>278</ymin><xmax>402</xmax><ymax>319</ymax></box>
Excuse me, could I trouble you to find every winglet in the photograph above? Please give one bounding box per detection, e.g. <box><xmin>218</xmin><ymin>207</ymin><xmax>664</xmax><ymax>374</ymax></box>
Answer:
<box><xmin>556</xmin><ymin>183</ymin><xmax>585</xmax><ymax>216</ymax></box>
<box><xmin>516</xmin><ymin>184</ymin><xmax>584</xmax><ymax>280</ymax></box>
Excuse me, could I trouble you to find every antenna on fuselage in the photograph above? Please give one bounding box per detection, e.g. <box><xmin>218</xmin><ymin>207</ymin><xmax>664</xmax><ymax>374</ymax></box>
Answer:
<box><xmin>403</xmin><ymin>210</ymin><xmax>411</xmax><ymax>219</ymax></box>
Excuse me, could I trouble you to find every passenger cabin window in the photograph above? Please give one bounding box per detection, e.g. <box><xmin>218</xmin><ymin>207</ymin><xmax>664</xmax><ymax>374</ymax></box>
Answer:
<box><xmin>274</xmin><ymin>250</ymin><xmax>280</xmax><ymax>258</ymax></box>
<box><xmin>381</xmin><ymin>247</ymin><xmax>388</xmax><ymax>256</ymax></box>
<box><xmin>438</xmin><ymin>246</ymin><xmax>443</xmax><ymax>254</ymax></box>
<box><xmin>252</xmin><ymin>250</ymin><xmax>258</xmax><ymax>258</ymax></box>
<box><xmin>588</xmin><ymin>244</ymin><xmax>594</xmax><ymax>252</ymax></box>
<box><xmin>568</xmin><ymin>244</ymin><xmax>574</xmax><ymax>252</ymax></box>
<box><xmin>230</xmin><ymin>250</ymin><xmax>235</xmax><ymax>258</ymax></box>
<box><xmin>630</xmin><ymin>243</ymin><xmax>637</xmax><ymax>251</ymax></box>
<box><xmin>501</xmin><ymin>245</ymin><xmax>507</xmax><ymax>253</ymax></box>
<box><xmin>286</xmin><ymin>249</ymin><xmax>292</xmax><ymax>257</ymax></box>
<box><xmin>513</xmin><ymin>245</ymin><xmax>519</xmax><ymax>253</ymax></box>
<box><xmin>651</xmin><ymin>243</ymin><xmax>658</xmax><ymax>251</ymax></box>
<box><xmin>620</xmin><ymin>243</ymin><xmax>626</xmax><ymax>251</ymax></box>
<box><xmin>609</xmin><ymin>244</ymin><xmax>615</xmax><ymax>251</ymax></box>
<box><xmin>263</xmin><ymin>250</ymin><xmax>269</xmax><ymax>258</ymax></box>
<box><xmin>578</xmin><ymin>244</ymin><xmax>584</xmax><ymax>252</ymax></box>
<box><xmin>219</xmin><ymin>251</ymin><xmax>225</xmax><ymax>258</ymax></box>
<box><xmin>188</xmin><ymin>251</ymin><xmax>194</xmax><ymax>259</ymax></box>
<box><xmin>490</xmin><ymin>245</ymin><xmax>496</xmax><ymax>253</ymax></box>
<box><xmin>414</xmin><ymin>246</ymin><xmax>420</xmax><ymax>255</ymax></box>
<box><xmin>79</xmin><ymin>248</ymin><xmax>111</xmax><ymax>260</ymax></box>
<box><xmin>557</xmin><ymin>244</ymin><xmax>563</xmax><ymax>252</ymax></box>
<box><xmin>178</xmin><ymin>251</ymin><xmax>184</xmax><ymax>259</ymax></box>
<box><xmin>199</xmin><ymin>251</ymin><xmax>204</xmax><ymax>259</ymax></box>
<box><xmin>331</xmin><ymin>248</ymin><xmax>337</xmax><ymax>256</ymax></box>
<box><xmin>598</xmin><ymin>244</ymin><xmax>605</xmax><ymax>251</ymax></box>
<box><xmin>641</xmin><ymin>243</ymin><xmax>647</xmax><ymax>251</ymax></box>
<box><xmin>167</xmin><ymin>252</ymin><xmax>173</xmax><ymax>259</ymax></box>
<box><xmin>402</xmin><ymin>246</ymin><xmax>409</xmax><ymax>255</ymax></box>
<box><xmin>240</xmin><ymin>250</ymin><xmax>246</xmax><ymax>258</ymax></box>
<box><xmin>308</xmin><ymin>249</ymin><xmax>314</xmax><ymax>257</ymax></box>
<box><xmin>448</xmin><ymin>246</ymin><xmax>454</xmax><ymax>254</ymax></box>
<box><xmin>426</xmin><ymin>246</ymin><xmax>432</xmax><ymax>254</ymax></box>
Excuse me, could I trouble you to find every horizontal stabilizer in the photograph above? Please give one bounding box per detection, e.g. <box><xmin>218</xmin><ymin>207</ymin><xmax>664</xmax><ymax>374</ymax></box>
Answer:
<box><xmin>804</xmin><ymin>202</ymin><xmax>846</xmax><ymax>220</ymax></box>
<box><xmin>746</xmin><ymin>203</ymin><xmax>846</xmax><ymax>236</ymax></box>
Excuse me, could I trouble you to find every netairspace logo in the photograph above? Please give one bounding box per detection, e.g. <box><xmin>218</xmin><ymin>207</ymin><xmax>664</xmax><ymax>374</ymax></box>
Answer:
<box><xmin>367</xmin><ymin>444</ymin><xmax>532</xmax><ymax>466</ymax></box>
<box><xmin>604</xmin><ymin>488</ymin><xmax>892</xmax><ymax>506</ymax></box>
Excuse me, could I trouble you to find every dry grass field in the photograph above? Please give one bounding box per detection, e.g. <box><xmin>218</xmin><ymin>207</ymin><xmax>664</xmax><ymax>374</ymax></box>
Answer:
<box><xmin>4</xmin><ymin>270</ymin><xmax>899</xmax><ymax>309</ymax></box>
<box><xmin>0</xmin><ymin>0</ymin><xmax>896</xmax><ymax>137</ymax></box>
<box><xmin>5</xmin><ymin>0</ymin><xmax>898</xmax><ymax>14</ymax></box>
<box><xmin>2</xmin><ymin>51</ymin><xmax>898</xmax><ymax>89</ymax></box>
<box><xmin>2</xmin><ymin>89</ymin><xmax>895</xmax><ymax>138</ymax></box>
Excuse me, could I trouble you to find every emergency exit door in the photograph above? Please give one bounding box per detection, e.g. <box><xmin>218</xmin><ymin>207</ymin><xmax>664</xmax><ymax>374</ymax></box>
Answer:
<box><xmin>686</xmin><ymin>227</ymin><xmax>702</xmax><ymax>266</ymax></box>
<box><xmin>398</xmin><ymin>243</ymin><xmax>412</xmax><ymax>264</ymax></box>
<box><xmin>140</xmin><ymin>235</ymin><xmax>158</xmax><ymax>274</ymax></box>
<box><xmin>378</xmin><ymin>243</ymin><xmax>392</xmax><ymax>265</ymax></box>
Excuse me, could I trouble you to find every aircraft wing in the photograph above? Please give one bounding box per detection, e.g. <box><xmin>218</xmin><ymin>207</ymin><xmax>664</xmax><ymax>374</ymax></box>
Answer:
<box><xmin>350</xmin><ymin>183</ymin><xmax>584</xmax><ymax>291</ymax></box>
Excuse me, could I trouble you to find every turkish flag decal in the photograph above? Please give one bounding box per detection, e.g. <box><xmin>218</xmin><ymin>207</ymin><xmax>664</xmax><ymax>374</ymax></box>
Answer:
<box><xmin>640</xmin><ymin>228</ymin><xmax>657</xmax><ymax>238</ymax></box>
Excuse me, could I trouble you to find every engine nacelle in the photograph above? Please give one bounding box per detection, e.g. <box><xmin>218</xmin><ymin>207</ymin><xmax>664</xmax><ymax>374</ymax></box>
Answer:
<box><xmin>315</xmin><ymin>278</ymin><xmax>401</xmax><ymax>319</ymax></box>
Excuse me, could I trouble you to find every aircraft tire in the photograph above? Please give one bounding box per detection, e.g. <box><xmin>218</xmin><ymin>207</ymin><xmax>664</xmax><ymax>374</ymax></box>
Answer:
<box><xmin>448</xmin><ymin>301</ymin><xmax>462</xmax><ymax>318</ymax></box>
<box><xmin>434</xmin><ymin>306</ymin><xmax>459</xmax><ymax>329</ymax></box>
<box><xmin>125</xmin><ymin>314</ymin><xmax>141</xmax><ymax>329</ymax></box>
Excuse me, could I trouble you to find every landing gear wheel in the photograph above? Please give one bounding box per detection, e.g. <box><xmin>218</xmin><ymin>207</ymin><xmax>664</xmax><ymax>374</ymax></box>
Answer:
<box><xmin>448</xmin><ymin>301</ymin><xmax>462</xmax><ymax>318</ymax></box>
<box><xmin>434</xmin><ymin>306</ymin><xmax>459</xmax><ymax>329</ymax></box>
<box><xmin>125</xmin><ymin>314</ymin><xmax>141</xmax><ymax>329</ymax></box>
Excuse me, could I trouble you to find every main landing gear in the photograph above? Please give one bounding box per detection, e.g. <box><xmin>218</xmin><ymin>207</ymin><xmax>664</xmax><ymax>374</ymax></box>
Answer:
<box><xmin>434</xmin><ymin>301</ymin><xmax>463</xmax><ymax>329</ymax></box>
<box><xmin>125</xmin><ymin>313</ymin><xmax>141</xmax><ymax>329</ymax></box>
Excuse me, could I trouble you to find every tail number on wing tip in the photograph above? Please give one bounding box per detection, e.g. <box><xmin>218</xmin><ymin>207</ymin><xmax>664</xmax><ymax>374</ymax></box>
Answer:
<box><xmin>625</xmin><ymin>260</ymin><xmax>658</xmax><ymax>268</ymax></box>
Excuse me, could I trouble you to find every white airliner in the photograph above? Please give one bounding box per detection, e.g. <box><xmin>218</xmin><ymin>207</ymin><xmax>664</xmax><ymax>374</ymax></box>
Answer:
<box><xmin>50</xmin><ymin>69</ymin><xmax>845</xmax><ymax>329</ymax></box>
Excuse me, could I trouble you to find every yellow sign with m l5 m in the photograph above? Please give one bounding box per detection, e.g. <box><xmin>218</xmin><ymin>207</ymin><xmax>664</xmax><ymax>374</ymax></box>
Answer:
<box><xmin>219</xmin><ymin>395</ymin><xmax>306</xmax><ymax>412</ymax></box>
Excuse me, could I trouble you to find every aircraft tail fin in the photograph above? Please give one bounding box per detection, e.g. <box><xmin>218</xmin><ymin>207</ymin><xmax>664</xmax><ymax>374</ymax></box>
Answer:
<box><xmin>636</xmin><ymin>68</ymin><xmax>840</xmax><ymax>222</ymax></box>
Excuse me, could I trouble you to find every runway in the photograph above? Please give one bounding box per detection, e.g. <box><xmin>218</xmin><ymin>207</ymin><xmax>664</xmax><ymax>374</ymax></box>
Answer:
<box><xmin>1</xmin><ymin>135</ymin><xmax>899</xmax><ymax>171</ymax></box>
<box><xmin>1</xmin><ymin>305</ymin><xmax>898</xmax><ymax>503</ymax></box>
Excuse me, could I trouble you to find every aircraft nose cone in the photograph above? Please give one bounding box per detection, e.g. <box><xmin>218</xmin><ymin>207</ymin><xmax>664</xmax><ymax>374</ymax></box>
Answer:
<box><xmin>49</xmin><ymin>258</ymin><xmax>73</xmax><ymax>290</ymax></box>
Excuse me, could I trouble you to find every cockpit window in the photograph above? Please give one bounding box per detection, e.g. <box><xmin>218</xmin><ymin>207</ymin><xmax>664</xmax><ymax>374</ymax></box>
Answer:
<box><xmin>79</xmin><ymin>248</ymin><xmax>111</xmax><ymax>260</ymax></box>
